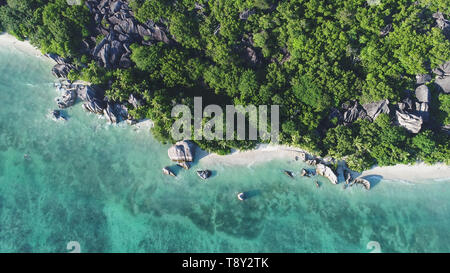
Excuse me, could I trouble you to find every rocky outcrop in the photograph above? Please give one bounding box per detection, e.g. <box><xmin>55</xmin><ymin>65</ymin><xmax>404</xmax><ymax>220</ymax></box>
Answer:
<box><xmin>52</xmin><ymin>64</ymin><xmax>74</xmax><ymax>79</ymax></box>
<box><xmin>82</xmin><ymin>100</ymin><xmax>107</xmax><ymax>114</ymax></box>
<box><xmin>433</xmin><ymin>12</ymin><xmax>450</xmax><ymax>39</ymax></box>
<box><xmin>84</xmin><ymin>0</ymin><xmax>171</xmax><ymax>69</ymax></box>
<box><xmin>342</xmin><ymin>101</ymin><xmax>367</xmax><ymax>124</ymax></box>
<box><xmin>362</xmin><ymin>99</ymin><xmax>390</xmax><ymax>122</ymax></box>
<box><xmin>316</xmin><ymin>163</ymin><xmax>338</xmax><ymax>184</ymax></box>
<box><xmin>433</xmin><ymin>61</ymin><xmax>450</xmax><ymax>93</ymax></box>
<box><xmin>168</xmin><ymin>141</ymin><xmax>195</xmax><ymax>162</ymax></box>
<box><xmin>395</xmin><ymin>110</ymin><xmax>423</xmax><ymax>133</ymax></box>
<box><xmin>56</xmin><ymin>89</ymin><xmax>77</xmax><ymax>109</ymax></box>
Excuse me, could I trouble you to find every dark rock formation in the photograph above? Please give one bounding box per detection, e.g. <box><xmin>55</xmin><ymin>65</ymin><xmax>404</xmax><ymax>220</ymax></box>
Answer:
<box><xmin>197</xmin><ymin>170</ymin><xmax>211</xmax><ymax>180</ymax></box>
<box><xmin>50</xmin><ymin>110</ymin><xmax>67</xmax><ymax>121</ymax></box>
<box><xmin>52</xmin><ymin>64</ymin><xmax>74</xmax><ymax>79</ymax></box>
<box><xmin>103</xmin><ymin>102</ymin><xmax>120</xmax><ymax>123</ymax></box>
<box><xmin>84</xmin><ymin>0</ymin><xmax>171</xmax><ymax>69</ymax></box>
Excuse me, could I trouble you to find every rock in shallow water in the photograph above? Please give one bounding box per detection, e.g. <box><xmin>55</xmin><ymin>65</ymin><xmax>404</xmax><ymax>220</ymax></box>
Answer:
<box><xmin>56</xmin><ymin>89</ymin><xmax>77</xmax><ymax>109</ymax></box>
<box><xmin>316</xmin><ymin>164</ymin><xmax>338</xmax><ymax>184</ymax></box>
<box><xmin>197</xmin><ymin>170</ymin><xmax>211</xmax><ymax>180</ymax></box>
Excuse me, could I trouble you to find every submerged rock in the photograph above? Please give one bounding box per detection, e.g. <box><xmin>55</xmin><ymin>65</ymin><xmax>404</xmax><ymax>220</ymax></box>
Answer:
<box><xmin>50</xmin><ymin>110</ymin><xmax>66</xmax><ymax>121</ymax></box>
<box><xmin>316</xmin><ymin>164</ymin><xmax>338</xmax><ymax>184</ymax></box>
<box><xmin>168</xmin><ymin>141</ymin><xmax>195</xmax><ymax>162</ymax></box>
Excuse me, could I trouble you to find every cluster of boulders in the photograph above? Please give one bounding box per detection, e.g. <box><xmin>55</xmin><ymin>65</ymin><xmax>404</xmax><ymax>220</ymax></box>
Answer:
<box><xmin>164</xmin><ymin>140</ymin><xmax>212</xmax><ymax>180</ymax></box>
<box><xmin>433</xmin><ymin>12</ymin><xmax>450</xmax><ymax>40</ymax></box>
<box><xmin>330</xmin><ymin>99</ymin><xmax>390</xmax><ymax>125</ymax></box>
<box><xmin>83</xmin><ymin>0</ymin><xmax>171</xmax><ymax>69</ymax></box>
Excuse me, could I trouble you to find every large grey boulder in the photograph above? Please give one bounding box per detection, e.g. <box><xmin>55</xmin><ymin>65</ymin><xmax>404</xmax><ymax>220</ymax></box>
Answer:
<box><xmin>433</xmin><ymin>61</ymin><xmax>450</xmax><ymax>77</ymax></box>
<box><xmin>415</xmin><ymin>85</ymin><xmax>430</xmax><ymax>103</ymax></box>
<box><xmin>168</xmin><ymin>141</ymin><xmax>195</xmax><ymax>162</ymax></box>
<box><xmin>436</xmin><ymin>76</ymin><xmax>450</xmax><ymax>94</ymax></box>
<box><xmin>316</xmin><ymin>164</ymin><xmax>338</xmax><ymax>185</ymax></box>
<box><xmin>362</xmin><ymin>99</ymin><xmax>390</xmax><ymax>121</ymax></box>
<box><xmin>395</xmin><ymin>110</ymin><xmax>423</xmax><ymax>133</ymax></box>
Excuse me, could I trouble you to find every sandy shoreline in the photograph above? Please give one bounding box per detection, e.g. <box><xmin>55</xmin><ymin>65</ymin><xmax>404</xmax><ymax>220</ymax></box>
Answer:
<box><xmin>0</xmin><ymin>33</ymin><xmax>46</xmax><ymax>59</ymax></box>
<box><xmin>200</xmin><ymin>144</ymin><xmax>450</xmax><ymax>182</ymax></box>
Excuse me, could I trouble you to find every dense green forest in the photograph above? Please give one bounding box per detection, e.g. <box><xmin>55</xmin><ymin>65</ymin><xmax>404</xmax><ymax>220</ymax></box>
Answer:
<box><xmin>0</xmin><ymin>0</ymin><xmax>449</xmax><ymax>171</ymax></box>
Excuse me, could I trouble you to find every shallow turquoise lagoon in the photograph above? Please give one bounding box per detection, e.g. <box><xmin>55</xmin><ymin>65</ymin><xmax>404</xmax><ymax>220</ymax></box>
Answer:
<box><xmin>1</xmin><ymin>43</ymin><xmax>450</xmax><ymax>253</ymax></box>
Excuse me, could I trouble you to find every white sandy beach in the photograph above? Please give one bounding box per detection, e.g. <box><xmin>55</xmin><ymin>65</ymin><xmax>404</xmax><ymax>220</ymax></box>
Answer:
<box><xmin>200</xmin><ymin>144</ymin><xmax>450</xmax><ymax>182</ymax></box>
<box><xmin>0</xmin><ymin>33</ymin><xmax>45</xmax><ymax>58</ymax></box>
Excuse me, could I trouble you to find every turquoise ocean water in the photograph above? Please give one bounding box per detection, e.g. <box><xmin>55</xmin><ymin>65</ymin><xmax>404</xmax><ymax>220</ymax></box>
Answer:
<box><xmin>1</xmin><ymin>43</ymin><xmax>450</xmax><ymax>253</ymax></box>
